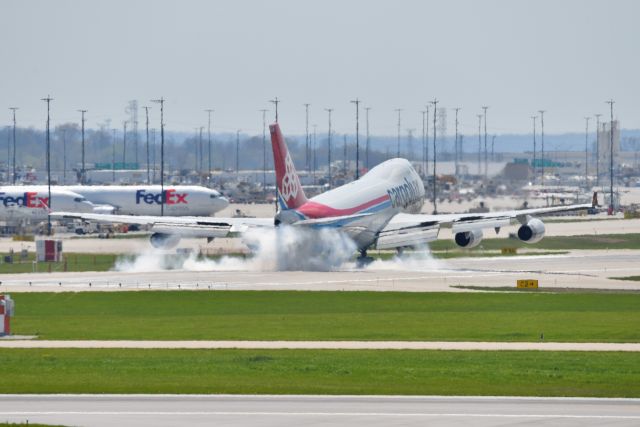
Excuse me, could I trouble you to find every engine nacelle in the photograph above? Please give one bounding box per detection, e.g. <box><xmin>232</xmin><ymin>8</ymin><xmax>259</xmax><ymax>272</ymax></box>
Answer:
<box><xmin>454</xmin><ymin>229</ymin><xmax>483</xmax><ymax>249</ymax></box>
<box><xmin>149</xmin><ymin>232</ymin><xmax>181</xmax><ymax>249</ymax></box>
<box><xmin>517</xmin><ymin>218</ymin><xmax>546</xmax><ymax>244</ymax></box>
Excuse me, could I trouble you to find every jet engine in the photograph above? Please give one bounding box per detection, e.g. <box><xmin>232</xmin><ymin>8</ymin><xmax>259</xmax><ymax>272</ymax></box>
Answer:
<box><xmin>149</xmin><ymin>232</ymin><xmax>181</xmax><ymax>249</ymax></box>
<box><xmin>517</xmin><ymin>218</ymin><xmax>546</xmax><ymax>244</ymax></box>
<box><xmin>454</xmin><ymin>229</ymin><xmax>483</xmax><ymax>248</ymax></box>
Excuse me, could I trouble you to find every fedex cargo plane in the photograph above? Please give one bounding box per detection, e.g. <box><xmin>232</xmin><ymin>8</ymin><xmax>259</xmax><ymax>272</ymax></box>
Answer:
<box><xmin>4</xmin><ymin>185</ymin><xmax>228</xmax><ymax>217</ymax></box>
<box><xmin>63</xmin><ymin>185</ymin><xmax>229</xmax><ymax>216</ymax></box>
<box><xmin>54</xmin><ymin>123</ymin><xmax>594</xmax><ymax>263</ymax></box>
<box><xmin>0</xmin><ymin>186</ymin><xmax>94</xmax><ymax>222</ymax></box>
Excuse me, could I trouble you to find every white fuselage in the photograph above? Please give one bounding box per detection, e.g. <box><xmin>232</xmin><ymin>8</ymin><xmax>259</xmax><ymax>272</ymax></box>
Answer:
<box><xmin>25</xmin><ymin>185</ymin><xmax>228</xmax><ymax>216</ymax></box>
<box><xmin>281</xmin><ymin>159</ymin><xmax>425</xmax><ymax>250</ymax></box>
<box><xmin>0</xmin><ymin>186</ymin><xmax>94</xmax><ymax>223</ymax></box>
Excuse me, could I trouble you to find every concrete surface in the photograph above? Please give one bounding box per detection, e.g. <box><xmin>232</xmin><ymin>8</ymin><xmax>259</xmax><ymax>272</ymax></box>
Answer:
<box><xmin>1</xmin><ymin>250</ymin><xmax>638</xmax><ymax>292</ymax></box>
<box><xmin>1</xmin><ymin>395</ymin><xmax>639</xmax><ymax>427</ymax></box>
<box><xmin>1</xmin><ymin>340</ymin><xmax>639</xmax><ymax>351</ymax></box>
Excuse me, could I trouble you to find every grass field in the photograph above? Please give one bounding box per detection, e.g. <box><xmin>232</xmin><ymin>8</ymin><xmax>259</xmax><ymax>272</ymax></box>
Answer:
<box><xmin>10</xmin><ymin>291</ymin><xmax>640</xmax><ymax>342</ymax></box>
<box><xmin>611</xmin><ymin>276</ymin><xmax>640</xmax><ymax>282</ymax></box>
<box><xmin>0</xmin><ymin>253</ymin><xmax>117</xmax><ymax>274</ymax></box>
<box><xmin>0</xmin><ymin>348</ymin><xmax>638</xmax><ymax>397</ymax></box>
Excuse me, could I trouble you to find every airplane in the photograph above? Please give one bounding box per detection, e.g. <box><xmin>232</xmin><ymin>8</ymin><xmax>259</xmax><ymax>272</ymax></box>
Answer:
<box><xmin>2</xmin><ymin>185</ymin><xmax>229</xmax><ymax>217</ymax></box>
<box><xmin>53</xmin><ymin>123</ymin><xmax>594</xmax><ymax>265</ymax></box>
<box><xmin>62</xmin><ymin>185</ymin><xmax>229</xmax><ymax>216</ymax></box>
<box><xmin>0</xmin><ymin>186</ymin><xmax>94</xmax><ymax>223</ymax></box>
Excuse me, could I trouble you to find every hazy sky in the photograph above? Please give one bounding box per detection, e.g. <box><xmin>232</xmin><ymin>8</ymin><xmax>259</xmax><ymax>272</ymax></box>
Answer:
<box><xmin>1</xmin><ymin>0</ymin><xmax>638</xmax><ymax>135</ymax></box>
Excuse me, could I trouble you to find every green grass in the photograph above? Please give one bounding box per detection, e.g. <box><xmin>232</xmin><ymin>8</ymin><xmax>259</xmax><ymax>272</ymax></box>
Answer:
<box><xmin>0</xmin><ymin>348</ymin><xmax>638</xmax><ymax>397</ymax></box>
<box><xmin>611</xmin><ymin>276</ymin><xmax>640</xmax><ymax>282</ymax></box>
<box><xmin>0</xmin><ymin>253</ymin><xmax>117</xmax><ymax>274</ymax></box>
<box><xmin>10</xmin><ymin>291</ymin><xmax>640</xmax><ymax>342</ymax></box>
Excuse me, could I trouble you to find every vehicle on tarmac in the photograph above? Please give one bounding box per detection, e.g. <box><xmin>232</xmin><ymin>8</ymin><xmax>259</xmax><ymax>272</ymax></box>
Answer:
<box><xmin>54</xmin><ymin>123</ymin><xmax>594</xmax><ymax>265</ymax></box>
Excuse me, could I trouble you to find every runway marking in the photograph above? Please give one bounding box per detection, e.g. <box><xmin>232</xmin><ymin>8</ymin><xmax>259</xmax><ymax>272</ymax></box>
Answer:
<box><xmin>1</xmin><ymin>411</ymin><xmax>639</xmax><ymax>419</ymax></box>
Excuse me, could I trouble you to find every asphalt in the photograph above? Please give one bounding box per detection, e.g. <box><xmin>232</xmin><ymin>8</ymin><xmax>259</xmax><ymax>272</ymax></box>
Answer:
<box><xmin>1</xmin><ymin>395</ymin><xmax>639</xmax><ymax>427</ymax></box>
<box><xmin>1</xmin><ymin>249</ymin><xmax>639</xmax><ymax>292</ymax></box>
<box><xmin>1</xmin><ymin>340</ymin><xmax>640</xmax><ymax>351</ymax></box>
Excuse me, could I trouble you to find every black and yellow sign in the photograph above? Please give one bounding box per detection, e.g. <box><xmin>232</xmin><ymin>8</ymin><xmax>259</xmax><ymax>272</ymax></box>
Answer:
<box><xmin>517</xmin><ymin>279</ymin><xmax>539</xmax><ymax>289</ymax></box>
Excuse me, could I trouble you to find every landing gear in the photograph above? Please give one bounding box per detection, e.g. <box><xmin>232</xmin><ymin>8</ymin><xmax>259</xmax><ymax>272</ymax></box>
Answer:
<box><xmin>356</xmin><ymin>250</ymin><xmax>374</xmax><ymax>268</ymax></box>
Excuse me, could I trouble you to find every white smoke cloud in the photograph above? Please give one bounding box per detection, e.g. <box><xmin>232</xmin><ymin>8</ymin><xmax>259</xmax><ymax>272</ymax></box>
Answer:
<box><xmin>362</xmin><ymin>245</ymin><xmax>448</xmax><ymax>272</ymax></box>
<box><xmin>114</xmin><ymin>226</ymin><xmax>358</xmax><ymax>273</ymax></box>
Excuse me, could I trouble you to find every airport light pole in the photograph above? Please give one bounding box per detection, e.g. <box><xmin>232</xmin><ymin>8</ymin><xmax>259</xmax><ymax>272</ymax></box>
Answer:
<box><xmin>421</xmin><ymin>110</ymin><xmax>427</xmax><ymax>176</ymax></box>
<box><xmin>199</xmin><ymin>127</ymin><xmax>205</xmax><ymax>176</ymax></box>
<box><xmin>151</xmin><ymin>97</ymin><xmax>165</xmax><ymax>216</ymax></box>
<box><xmin>477</xmin><ymin>115</ymin><xmax>482</xmax><ymax>176</ymax></box>
<box><xmin>5</xmin><ymin>126</ymin><xmax>9</xmax><ymax>182</ymax></box>
<box><xmin>539</xmin><ymin>110</ymin><xmax>546</xmax><ymax>187</ymax></box>
<box><xmin>351</xmin><ymin>98</ymin><xmax>360</xmax><ymax>179</ymax></box>
<box><xmin>584</xmin><ymin>117</ymin><xmax>590</xmax><ymax>190</ymax></box>
<box><xmin>431</xmin><ymin>99</ymin><xmax>439</xmax><ymax>214</ymax></box>
<box><xmin>205</xmin><ymin>109</ymin><xmax>214</xmax><ymax>183</ymax></box>
<box><xmin>9</xmin><ymin>107</ymin><xmax>18</xmax><ymax>184</ymax></box>
<box><xmin>78</xmin><ymin>109</ymin><xmax>87</xmax><ymax>184</ymax></box>
<box><xmin>395</xmin><ymin>108</ymin><xmax>402</xmax><ymax>158</ymax></box>
<box><xmin>425</xmin><ymin>105</ymin><xmax>430</xmax><ymax>176</ymax></box>
<box><xmin>325</xmin><ymin>108</ymin><xmax>333</xmax><ymax>188</ymax></box>
<box><xmin>531</xmin><ymin>116</ymin><xmax>537</xmax><ymax>183</ymax></box>
<box><xmin>594</xmin><ymin>113</ymin><xmax>601</xmax><ymax>187</ymax></box>
<box><xmin>269</xmin><ymin>97</ymin><xmax>280</xmax><ymax>123</ymax></box>
<box><xmin>144</xmin><ymin>106</ymin><xmax>151</xmax><ymax>183</ymax></box>
<box><xmin>454</xmin><ymin>107</ymin><xmax>461</xmax><ymax>179</ymax></box>
<box><xmin>122</xmin><ymin>121</ymin><xmax>128</xmax><ymax>165</ymax></box>
<box><xmin>482</xmin><ymin>106</ymin><xmax>489</xmax><ymax>182</ymax></box>
<box><xmin>606</xmin><ymin>99</ymin><xmax>615</xmax><ymax>212</ymax></box>
<box><xmin>260</xmin><ymin>109</ymin><xmax>268</xmax><ymax>194</ymax></box>
<box><xmin>304</xmin><ymin>103</ymin><xmax>310</xmax><ymax>172</ymax></box>
<box><xmin>41</xmin><ymin>96</ymin><xmax>53</xmax><ymax>236</ymax></box>
<box><xmin>365</xmin><ymin>107</ymin><xmax>371</xmax><ymax>171</ymax></box>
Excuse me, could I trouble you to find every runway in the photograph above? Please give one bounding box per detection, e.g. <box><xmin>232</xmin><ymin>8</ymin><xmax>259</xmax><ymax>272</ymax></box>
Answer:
<box><xmin>1</xmin><ymin>249</ymin><xmax>639</xmax><ymax>292</ymax></box>
<box><xmin>1</xmin><ymin>339</ymin><xmax>640</xmax><ymax>351</ymax></box>
<box><xmin>1</xmin><ymin>395</ymin><xmax>639</xmax><ymax>427</ymax></box>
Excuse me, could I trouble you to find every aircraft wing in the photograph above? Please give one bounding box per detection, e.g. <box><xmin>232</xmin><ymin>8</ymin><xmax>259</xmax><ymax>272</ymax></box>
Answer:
<box><xmin>379</xmin><ymin>201</ymin><xmax>593</xmax><ymax>249</ymax></box>
<box><xmin>51</xmin><ymin>211</ymin><xmax>274</xmax><ymax>238</ymax></box>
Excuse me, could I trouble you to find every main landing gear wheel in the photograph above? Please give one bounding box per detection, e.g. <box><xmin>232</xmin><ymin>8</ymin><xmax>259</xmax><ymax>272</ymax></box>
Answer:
<box><xmin>356</xmin><ymin>250</ymin><xmax>374</xmax><ymax>268</ymax></box>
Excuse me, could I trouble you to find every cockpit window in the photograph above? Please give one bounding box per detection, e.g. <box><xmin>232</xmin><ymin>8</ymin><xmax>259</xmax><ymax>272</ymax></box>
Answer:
<box><xmin>210</xmin><ymin>194</ymin><xmax>219</xmax><ymax>199</ymax></box>
<box><xmin>74</xmin><ymin>197</ymin><xmax>87</xmax><ymax>202</ymax></box>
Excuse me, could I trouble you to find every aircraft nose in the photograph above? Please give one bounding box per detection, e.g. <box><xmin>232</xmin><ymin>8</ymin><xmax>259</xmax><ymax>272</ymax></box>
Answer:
<box><xmin>216</xmin><ymin>196</ymin><xmax>230</xmax><ymax>210</ymax></box>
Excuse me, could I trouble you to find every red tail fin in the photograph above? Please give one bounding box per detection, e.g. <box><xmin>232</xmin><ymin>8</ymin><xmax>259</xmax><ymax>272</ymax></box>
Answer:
<box><xmin>270</xmin><ymin>123</ymin><xmax>307</xmax><ymax>209</ymax></box>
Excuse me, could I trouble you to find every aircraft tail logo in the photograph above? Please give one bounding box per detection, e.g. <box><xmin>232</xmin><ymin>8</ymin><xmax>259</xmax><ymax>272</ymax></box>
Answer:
<box><xmin>270</xmin><ymin>123</ymin><xmax>307</xmax><ymax>209</ymax></box>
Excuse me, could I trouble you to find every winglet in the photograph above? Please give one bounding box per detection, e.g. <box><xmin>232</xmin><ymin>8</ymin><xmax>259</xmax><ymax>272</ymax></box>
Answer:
<box><xmin>592</xmin><ymin>191</ymin><xmax>599</xmax><ymax>208</ymax></box>
<box><xmin>270</xmin><ymin>123</ymin><xmax>308</xmax><ymax>210</ymax></box>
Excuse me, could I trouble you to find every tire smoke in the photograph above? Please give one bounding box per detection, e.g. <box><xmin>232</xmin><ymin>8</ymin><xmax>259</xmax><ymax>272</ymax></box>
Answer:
<box><xmin>114</xmin><ymin>226</ymin><xmax>358</xmax><ymax>272</ymax></box>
